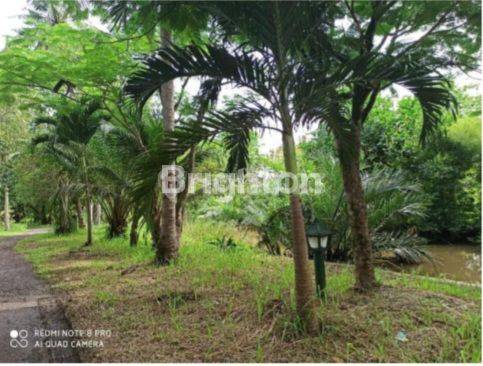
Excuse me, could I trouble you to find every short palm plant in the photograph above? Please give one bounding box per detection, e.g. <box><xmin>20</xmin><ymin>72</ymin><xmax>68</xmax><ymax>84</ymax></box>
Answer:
<box><xmin>102</xmin><ymin>106</ymin><xmax>167</xmax><ymax>248</ymax></box>
<box><xmin>48</xmin><ymin>172</ymin><xmax>81</xmax><ymax>234</ymax></box>
<box><xmin>32</xmin><ymin>97</ymin><xmax>107</xmax><ymax>245</ymax></box>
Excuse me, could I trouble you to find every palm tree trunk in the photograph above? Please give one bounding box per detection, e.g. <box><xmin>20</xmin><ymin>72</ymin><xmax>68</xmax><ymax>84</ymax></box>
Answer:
<box><xmin>40</xmin><ymin>204</ymin><xmax>50</xmax><ymax>225</ymax></box>
<box><xmin>76</xmin><ymin>198</ymin><xmax>85</xmax><ymax>228</ymax></box>
<box><xmin>4</xmin><ymin>186</ymin><xmax>10</xmax><ymax>231</ymax></box>
<box><xmin>334</xmin><ymin>126</ymin><xmax>376</xmax><ymax>291</ymax></box>
<box><xmin>271</xmin><ymin>2</ymin><xmax>317</xmax><ymax>332</ymax></box>
<box><xmin>85</xmin><ymin>197</ymin><xmax>93</xmax><ymax>246</ymax></box>
<box><xmin>157</xmin><ymin>179</ymin><xmax>178</xmax><ymax>264</ymax></box>
<box><xmin>81</xmin><ymin>153</ymin><xmax>93</xmax><ymax>246</ymax></box>
<box><xmin>155</xmin><ymin>28</ymin><xmax>179</xmax><ymax>264</ymax></box>
<box><xmin>93</xmin><ymin>203</ymin><xmax>101</xmax><ymax>225</ymax></box>
<box><xmin>130</xmin><ymin>209</ymin><xmax>140</xmax><ymax>247</ymax></box>
<box><xmin>58</xmin><ymin>190</ymin><xmax>71</xmax><ymax>233</ymax></box>
<box><xmin>281</xmin><ymin>122</ymin><xmax>318</xmax><ymax>334</ymax></box>
<box><xmin>107</xmin><ymin>196</ymin><xmax>128</xmax><ymax>238</ymax></box>
<box><xmin>176</xmin><ymin>147</ymin><xmax>195</xmax><ymax>238</ymax></box>
<box><xmin>151</xmin><ymin>190</ymin><xmax>163</xmax><ymax>247</ymax></box>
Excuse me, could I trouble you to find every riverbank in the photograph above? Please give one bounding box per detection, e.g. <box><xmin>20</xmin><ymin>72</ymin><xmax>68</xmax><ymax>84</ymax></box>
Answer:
<box><xmin>15</xmin><ymin>221</ymin><xmax>481</xmax><ymax>362</ymax></box>
<box><xmin>397</xmin><ymin>244</ymin><xmax>481</xmax><ymax>283</ymax></box>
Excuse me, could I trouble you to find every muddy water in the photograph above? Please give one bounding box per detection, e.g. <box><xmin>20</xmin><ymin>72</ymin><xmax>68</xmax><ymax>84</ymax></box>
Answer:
<box><xmin>401</xmin><ymin>244</ymin><xmax>481</xmax><ymax>283</ymax></box>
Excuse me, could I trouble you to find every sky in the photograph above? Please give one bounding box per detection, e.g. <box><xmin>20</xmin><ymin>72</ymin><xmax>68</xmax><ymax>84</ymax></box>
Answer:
<box><xmin>0</xmin><ymin>0</ymin><xmax>480</xmax><ymax>153</ymax></box>
<box><xmin>0</xmin><ymin>0</ymin><xmax>26</xmax><ymax>50</ymax></box>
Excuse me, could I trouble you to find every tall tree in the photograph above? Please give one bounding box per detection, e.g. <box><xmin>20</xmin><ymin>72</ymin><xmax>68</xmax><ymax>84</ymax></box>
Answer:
<box><xmin>0</xmin><ymin>144</ymin><xmax>16</xmax><ymax>231</ymax></box>
<box><xmin>124</xmin><ymin>2</ymin><xmax>328</xmax><ymax>333</ymax></box>
<box><xmin>295</xmin><ymin>0</ymin><xmax>480</xmax><ymax>290</ymax></box>
<box><xmin>157</xmin><ymin>29</ymin><xmax>179</xmax><ymax>263</ymax></box>
<box><xmin>102</xmin><ymin>1</ymin><xmax>209</xmax><ymax>264</ymax></box>
<box><xmin>26</xmin><ymin>0</ymin><xmax>86</xmax><ymax>25</ymax></box>
<box><xmin>0</xmin><ymin>106</ymin><xmax>29</xmax><ymax>230</ymax></box>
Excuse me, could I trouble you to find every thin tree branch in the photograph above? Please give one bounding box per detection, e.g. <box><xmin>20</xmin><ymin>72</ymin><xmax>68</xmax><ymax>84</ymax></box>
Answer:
<box><xmin>95</xmin><ymin>24</ymin><xmax>157</xmax><ymax>45</ymax></box>
<box><xmin>344</xmin><ymin>0</ymin><xmax>362</xmax><ymax>36</ymax></box>
<box><xmin>361</xmin><ymin>88</ymin><xmax>380</xmax><ymax>124</ymax></box>
<box><xmin>397</xmin><ymin>10</ymin><xmax>451</xmax><ymax>57</ymax></box>
<box><xmin>0</xmin><ymin>81</ymin><xmax>78</xmax><ymax>102</ymax></box>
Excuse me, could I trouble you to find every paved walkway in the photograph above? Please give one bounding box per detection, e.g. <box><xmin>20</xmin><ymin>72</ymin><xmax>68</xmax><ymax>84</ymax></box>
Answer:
<box><xmin>0</xmin><ymin>230</ymin><xmax>79</xmax><ymax>362</ymax></box>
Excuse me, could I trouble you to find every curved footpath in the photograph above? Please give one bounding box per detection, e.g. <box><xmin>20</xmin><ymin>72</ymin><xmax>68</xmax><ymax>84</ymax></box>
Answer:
<box><xmin>0</xmin><ymin>230</ymin><xmax>79</xmax><ymax>362</ymax></box>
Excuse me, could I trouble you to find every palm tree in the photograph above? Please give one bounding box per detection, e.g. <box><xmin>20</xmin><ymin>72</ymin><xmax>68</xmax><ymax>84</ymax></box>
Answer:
<box><xmin>32</xmin><ymin>97</ymin><xmax>107</xmax><ymax>245</ymax></box>
<box><xmin>26</xmin><ymin>0</ymin><xmax>85</xmax><ymax>25</ymax></box>
<box><xmin>124</xmin><ymin>2</ymin><xmax>328</xmax><ymax>333</ymax></box>
<box><xmin>102</xmin><ymin>2</ymin><xmax>180</xmax><ymax>261</ymax></box>
<box><xmin>100</xmin><ymin>105</ymin><xmax>164</xmax><ymax>248</ymax></box>
<box><xmin>101</xmin><ymin>0</ymin><xmax>211</xmax><ymax>264</ymax></box>
<box><xmin>75</xmin><ymin>197</ymin><xmax>85</xmax><ymax>228</ymax></box>
<box><xmin>49</xmin><ymin>172</ymin><xmax>79</xmax><ymax>234</ymax></box>
<box><xmin>292</xmin><ymin>1</ymin><xmax>462</xmax><ymax>290</ymax></box>
<box><xmin>157</xmin><ymin>28</ymin><xmax>179</xmax><ymax>263</ymax></box>
<box><xmin>101</xmin><ymin>190</ymin><xmax>130</xmax><ymax>238</ymax></box>
<box><xmin>124</xmin><ymin>1</ymin><xmax>464</xmax><ymax>329</ymax></box>
<box><xmin>92</xmin><ymin>163</ymin><xmax>131</xmax><ymax>239</ymax></box>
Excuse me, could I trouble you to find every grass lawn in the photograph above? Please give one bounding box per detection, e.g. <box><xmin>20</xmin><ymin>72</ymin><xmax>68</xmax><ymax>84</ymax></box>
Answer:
<box><xmin>0</xmin><ymin>222</ymin><xmax>29</xmax><ymax>237</ymax></box>
<box><xmin>16</xmin><ymin>220</ymin><xmax>481</xmax><ymax>362</ymax></box>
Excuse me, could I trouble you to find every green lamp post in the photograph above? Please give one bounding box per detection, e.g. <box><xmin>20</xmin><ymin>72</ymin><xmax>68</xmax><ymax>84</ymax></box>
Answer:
<box><xmin>306</xmin><ymin>219</ymin><xmax>332</xmax><ymax>298</ymax></box>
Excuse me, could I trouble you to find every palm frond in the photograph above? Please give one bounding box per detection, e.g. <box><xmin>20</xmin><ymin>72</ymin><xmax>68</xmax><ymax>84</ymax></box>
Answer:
<box><xmin>211</xmin><ymin>2</ymin><xmax>330</xmax><ymax>58</ymax></box>
<box><xmin>196</xmin><ymin>77</ymin><xmax>222</xmax><ymax>116</ymax></box>
<box><xmin>31</xmin><ymin>133</ymin><xmax>54</xmax><ymax>146</ymax></box>
<box><xmin>372</xmin><ymin>231</ymin><xmax>429</xmax><ymax>264</ymax></box>
<box><xmin>89</xmin><ymin>165</ymin><xmax>129</xmax><ymax>189</ymax></box>
<box><xmin>128</xmin><ymin>99</ymin><xmax>270</xmax><ymax>205</ymax></box>
<box><xmin>124</xmin><ymin>44</ymin><xmax>270</xmax><ymax>107</ymax></box>
<box><xmin>32</xmin><ymin>116</ymin><xmax>58</xmax><ymax>127</ymax></box>
<box><xmin>365</xmin><ymin>53</ymin><xmax>457</xmax><ymax>144</ymax></box>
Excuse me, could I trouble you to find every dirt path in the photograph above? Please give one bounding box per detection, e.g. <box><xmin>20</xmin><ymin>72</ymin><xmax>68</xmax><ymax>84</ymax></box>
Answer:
<box><xmin>0</xmin><ymin>230</ymin><xmax>79</xmax><ymax>362</ymax></box>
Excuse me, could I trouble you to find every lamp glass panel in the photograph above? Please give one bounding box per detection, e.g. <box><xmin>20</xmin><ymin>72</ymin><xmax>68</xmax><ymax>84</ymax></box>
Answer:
<box><xmin>320</xmin><ymin>236</ymin><xmax>328</xmax><ymax>249</ymax></box>
<box><xmin>308</xmin><ymin>236</ymin><xmax>319</xmax><ymax>249</ymax></box>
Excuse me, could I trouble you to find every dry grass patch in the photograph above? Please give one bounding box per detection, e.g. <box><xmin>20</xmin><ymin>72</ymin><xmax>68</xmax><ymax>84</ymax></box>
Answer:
<box><xmin>17</xmin><ymin>222</ymin><xmax>481</xmax><ymax>362</ymax></box>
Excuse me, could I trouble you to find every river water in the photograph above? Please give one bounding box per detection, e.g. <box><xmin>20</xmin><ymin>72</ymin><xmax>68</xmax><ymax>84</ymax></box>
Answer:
<box><xmin>400</xmin><ymin>244</ymin><xmax>481</xmax><ymax>283</ymax></box>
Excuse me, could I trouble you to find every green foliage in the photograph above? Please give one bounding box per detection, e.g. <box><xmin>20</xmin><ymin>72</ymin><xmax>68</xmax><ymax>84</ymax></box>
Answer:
<box><xmin>0</xmin><ymin>21</ymin><xmax>149</xmax><ymax>109</ymax></box>
<box><xmin>0</xmin><ymin>0</ymin><xmax>480</xmax><ymax>313</ymax></box>
<box><xmin>361</xmin><ymin>93</ymin><xmax>481</xmax><ymax>240</ymax></box>
<box><xmin>0</xmin><ymin>106</ymin><xmax>31</xmax><ymax>221</ymax></box>
<box><xmin>26</xmin><ymin>0</ymin><xmax>89</xmax><ymax>25</ymax></box>
<box><xmin>447</xmin><ymin>115</ymin><xmax>481</xmax><ymax>153</ymax></box>
<box><xmin>208</xmin><ymin>236</ymin><xmax>239</xmax><ymax>251</ymax></box>
<box><xmin>97</xmin><ymin>1</ymin><xmax>210</xmax><ymax>45</ymax></box>
<box><xmin>12</xmin><ymin>153</ymin><xmax>56</xmax><ymax>223</ymax></box>
<box><xmin>191</xmin><ymin>149</ymin><xmax>428</xmax><ymax>262</ymax></box>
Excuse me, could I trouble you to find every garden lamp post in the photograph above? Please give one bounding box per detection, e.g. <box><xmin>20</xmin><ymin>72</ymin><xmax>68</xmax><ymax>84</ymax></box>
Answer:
<box><xmin>306</xmin><ymin>219</ymin><xmax>332</xmax><ymax>298</ymax></box>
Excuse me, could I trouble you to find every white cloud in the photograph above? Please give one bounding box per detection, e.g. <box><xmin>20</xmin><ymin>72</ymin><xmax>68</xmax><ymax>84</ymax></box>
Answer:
<box><xmin>0</xmin><ymin>0</ymin><xmax>28</xmax><ymax>50</ymax></box>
